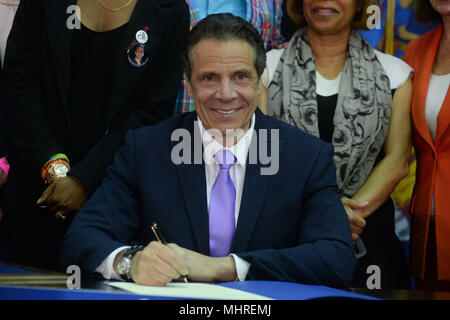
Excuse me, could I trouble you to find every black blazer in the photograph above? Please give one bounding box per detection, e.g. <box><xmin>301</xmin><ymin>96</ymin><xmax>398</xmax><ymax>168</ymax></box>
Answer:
<box><xmin>60</xmin><ymin>110</ymin><xmax>357</xmax><ymax>288</ymax></box>
<box><xmin>0</xmin><ymin>0</ymin><xmax>189</xmax><ymax>194</ymax></box>
<box><xmin>0</xmin><ymin>0</ymin><xmax>189</xmax><ymax>269</ymax></box>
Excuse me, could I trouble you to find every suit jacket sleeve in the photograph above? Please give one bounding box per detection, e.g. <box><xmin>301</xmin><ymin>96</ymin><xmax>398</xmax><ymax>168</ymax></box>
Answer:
<box><xmin>1</xmin><ymin>1</ymin><xmax>64</xmax><ymax>174</ymax></box>
<box><xmin>235</xmin><ymin>143</ymin><xmax>357</xmax><ymax>288</ymax></box>
<box><xmin>68</xmin><ymin>3</ymin><xmax>189</xmax><ymax>195</ymax></box>
<box><xmin>60</xmin><ymin>130</ymin><xmax>141</xmax><ymax>273</ymax></box>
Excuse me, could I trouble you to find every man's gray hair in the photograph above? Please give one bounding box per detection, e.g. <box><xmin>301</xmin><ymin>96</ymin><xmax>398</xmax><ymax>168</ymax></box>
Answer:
<box><xmin>182</xmin><ymin>13</ymin><xmax>267</xmax><ymax>80</ymax></box>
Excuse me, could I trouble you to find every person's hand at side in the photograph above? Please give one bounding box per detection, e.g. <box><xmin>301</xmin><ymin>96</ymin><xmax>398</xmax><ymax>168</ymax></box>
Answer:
<box><xmin>36</xmin><ymin>176</ymin><xmax>88</xmax><ymax>219</ymax></box>
<box><xmin>341</xmin><ymin>197</ymin><xmax>368</xmax><ymax>241</ymax></box>
<box><xmin>126</xmin><ymin>241</ymin><xmax>189</xmax><ymax>286</ymax></box>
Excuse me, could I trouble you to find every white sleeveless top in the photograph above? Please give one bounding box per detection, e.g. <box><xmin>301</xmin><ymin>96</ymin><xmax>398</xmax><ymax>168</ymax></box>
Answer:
<box><xmin>0</xmin><ymin>0</ymin><xmax>20</xmax><ymax>68</ymax></box>
<box><xmin>425</xmin><ymin>73</ymin><xmax>450</xmax><ymax>140</ymax></box>
<box><xmin>262</xmin><ymin>48</ymin><xmax>413</xmax><ymax>94</ymax></box>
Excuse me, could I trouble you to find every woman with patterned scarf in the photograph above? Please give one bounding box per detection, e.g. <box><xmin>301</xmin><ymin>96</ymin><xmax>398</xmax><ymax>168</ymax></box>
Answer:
<box><xmin>261</xmin><ymin>0</ymin><xmax>413</xmax><ymax>289</ymax></box>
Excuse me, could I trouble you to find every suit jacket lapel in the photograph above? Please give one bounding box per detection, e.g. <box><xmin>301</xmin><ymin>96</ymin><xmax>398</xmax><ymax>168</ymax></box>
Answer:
<box><xmin>106</xmin><ymin>0</ymin><xmax>175</xmax><ymax>126</ymax></box>
<box><xmin>44</xmin><ymin>0</ymin><xmax>74</xmax><ymax>121</ymax></box>
<box><xmin>412</xmin><ymin>24</ymin><xmax>443</xmax><ymax>149</ymax></box>
<box><xmin>434</xmin><ymin>83</ymin><xmax>450</xmax><ymax>145</ymax></box>
<box><xmin>232</xmin><ymin>109</ymin><xmax>281</xmax><ymax>253</ymax></box>
<box><xmin>174</xmin><ymin>113</ymin><xmax>210</xmax><ymax>255</ymax></box>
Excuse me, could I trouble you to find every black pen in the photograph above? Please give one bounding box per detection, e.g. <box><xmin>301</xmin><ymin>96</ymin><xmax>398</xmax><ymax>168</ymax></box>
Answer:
<box><xmin>151</xmin><ymin>222</ymin><xmax>189</xmax><ymax>283</ymax></box>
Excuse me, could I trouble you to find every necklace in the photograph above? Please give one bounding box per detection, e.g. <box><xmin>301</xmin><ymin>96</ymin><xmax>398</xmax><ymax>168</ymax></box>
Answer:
<box><xmin>96</xmin><ymin>0</ymin><xmax>136</xmax><ymax>12</ymax></box>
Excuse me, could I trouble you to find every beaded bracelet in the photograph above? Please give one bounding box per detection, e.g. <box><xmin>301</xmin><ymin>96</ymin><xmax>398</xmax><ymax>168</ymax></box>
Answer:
<box><xmin>49</xmin><ymin>153</ymin><xmax>69</xmax><ymax>162</ymax></box>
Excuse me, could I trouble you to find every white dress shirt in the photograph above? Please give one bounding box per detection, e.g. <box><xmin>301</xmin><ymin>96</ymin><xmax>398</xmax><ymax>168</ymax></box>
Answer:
<box><xmin>96</xmin><ymin>114</ymin><xmax>256</xmax><ymax>281</ymax></box>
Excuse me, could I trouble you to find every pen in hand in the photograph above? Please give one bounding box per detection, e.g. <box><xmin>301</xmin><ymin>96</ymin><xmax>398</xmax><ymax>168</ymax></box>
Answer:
<box><xmin>151</xmin><ymin>222</ymin><xmax>189</xmax><ymax>283</ymax></box>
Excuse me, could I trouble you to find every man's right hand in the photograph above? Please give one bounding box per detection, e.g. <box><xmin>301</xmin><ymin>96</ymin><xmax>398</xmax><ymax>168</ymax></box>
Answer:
<box><xmin>129</xmin><ymin>241</ymin><xmax>190</xmax><ymax>286</ymax></box>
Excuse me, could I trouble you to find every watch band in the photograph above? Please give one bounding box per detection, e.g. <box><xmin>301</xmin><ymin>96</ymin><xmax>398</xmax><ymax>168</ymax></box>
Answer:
<box><xmin>119</xmin><ymin>245</ymin><xmax>144</xmax><ymax>282</ymax></box>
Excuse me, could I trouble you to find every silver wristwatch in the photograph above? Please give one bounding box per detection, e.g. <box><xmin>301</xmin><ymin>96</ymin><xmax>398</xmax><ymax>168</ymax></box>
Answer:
<box><xmin>117</xmin><ymin>245</ymin><xmax>144</xmax><ymax>281</ymax></box>
<box><xmin>44</xmin><ymin>162</ymin><xmax>70</xmax><ymax>184</ymax></box>
<box><xmin>53</xmin><ymin>162</ymin><xmax>69</xmax><ymax>177</ymax></box>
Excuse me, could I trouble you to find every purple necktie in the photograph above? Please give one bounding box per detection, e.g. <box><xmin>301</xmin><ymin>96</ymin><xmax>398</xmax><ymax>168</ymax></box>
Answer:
<box><xmin>209</xmin><ymin>150</ymin><xmax>236</xmax><ymax>257</ymax></box>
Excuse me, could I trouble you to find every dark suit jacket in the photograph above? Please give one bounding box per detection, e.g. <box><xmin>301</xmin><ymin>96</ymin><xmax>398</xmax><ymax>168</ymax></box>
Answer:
<box><xmin>0</xmin><ymin>0</ymin><xmax>189</xmax><ymax>269</ymax></box>
<box><xmin>60</xmin><ymin>110</ymin><xmax>356</xmax><ymax>288</ymax></box>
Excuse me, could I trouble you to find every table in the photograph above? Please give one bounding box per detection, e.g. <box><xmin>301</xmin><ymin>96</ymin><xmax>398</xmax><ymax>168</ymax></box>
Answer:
<box><xmin>1</xmin><ymin>262</ymin><xmax>450</xmax><ymax>300</ymax></box>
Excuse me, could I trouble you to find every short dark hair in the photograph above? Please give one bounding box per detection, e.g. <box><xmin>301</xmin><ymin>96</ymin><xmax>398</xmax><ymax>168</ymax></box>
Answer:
<box><xmin>182</xmin><ymin>13</ymin><xmax>266</xmax><ymax>80</ymax></box>
<box><xmin>287</xmin><ymin>0</ymin><xmax>380</xmax><ymax>31</ymax></box>
<box><xmin>415</xmin><ymin>0</ymin><xmax>442</xmax><ymax>24</ymax></box>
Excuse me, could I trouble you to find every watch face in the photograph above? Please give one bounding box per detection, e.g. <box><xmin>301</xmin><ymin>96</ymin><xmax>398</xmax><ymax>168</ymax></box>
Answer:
<box><xmin>53</xmin><ymin>163</ymin><xmax>69</xmax><ymax>176</ymax></box>
<box><xmin>117</xmin><ymin>256</ymin><xmax>132</xmax><ymax>276</ymax></box>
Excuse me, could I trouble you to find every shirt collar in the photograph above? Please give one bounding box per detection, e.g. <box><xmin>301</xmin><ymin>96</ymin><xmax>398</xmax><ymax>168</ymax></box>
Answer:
<box><xmin>197</xmin><ymin>113</ymin><xmax>256</xmax><ymax>167</ymax></box>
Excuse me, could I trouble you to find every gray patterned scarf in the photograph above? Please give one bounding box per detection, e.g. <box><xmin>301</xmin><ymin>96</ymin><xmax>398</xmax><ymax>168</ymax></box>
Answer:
<box><xmin>268</xmin><ymin>27</ymin><xmax>392</xmax><ymax>197</ymax></box>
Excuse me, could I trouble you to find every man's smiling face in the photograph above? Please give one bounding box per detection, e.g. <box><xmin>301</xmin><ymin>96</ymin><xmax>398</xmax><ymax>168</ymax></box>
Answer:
<box><xmin>187</xmin><ymin>38</ymin><xmax>261</xmax><ymax>135</ymax></box>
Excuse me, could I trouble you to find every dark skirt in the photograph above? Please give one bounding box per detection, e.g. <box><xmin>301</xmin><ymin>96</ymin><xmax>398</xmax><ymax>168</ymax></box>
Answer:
<box><xmin>351</xmin><ymin>197</ymin><xmax>412</xmax><ymax>290</ymax></box>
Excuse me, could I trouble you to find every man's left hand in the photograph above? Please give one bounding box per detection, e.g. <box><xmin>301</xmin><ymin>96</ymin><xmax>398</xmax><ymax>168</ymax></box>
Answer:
<box><xmin>169</xmin><ymin>244</ymin><xmax>237</xmax><ymax>283</ymax></box>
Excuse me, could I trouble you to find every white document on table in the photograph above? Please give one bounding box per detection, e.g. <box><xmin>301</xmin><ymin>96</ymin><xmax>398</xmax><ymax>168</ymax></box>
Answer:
<box><xmin>106</xmin><ymin>282</ymin><xmax>272</xmax><ymax>300</ymax></box>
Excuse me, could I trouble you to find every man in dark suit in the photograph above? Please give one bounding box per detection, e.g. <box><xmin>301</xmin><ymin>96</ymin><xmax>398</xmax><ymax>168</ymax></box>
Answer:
<box><xmin>60</xmin><ymin>14</ymin><xmax>356</xmax><ymax>288</ymax></box>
